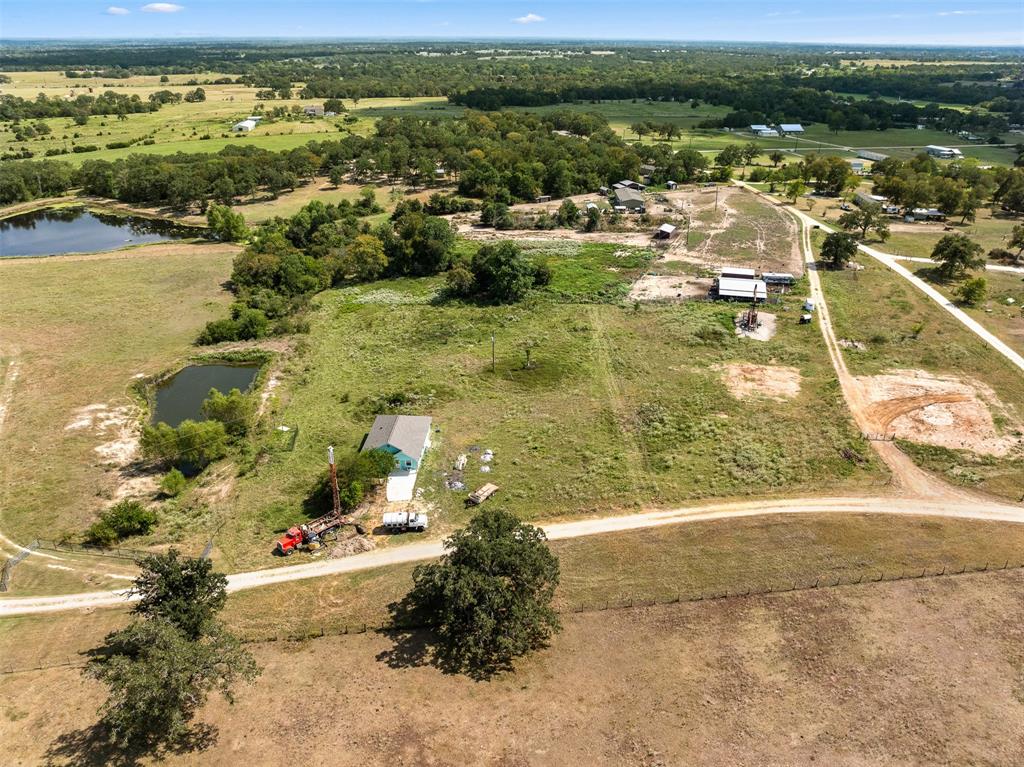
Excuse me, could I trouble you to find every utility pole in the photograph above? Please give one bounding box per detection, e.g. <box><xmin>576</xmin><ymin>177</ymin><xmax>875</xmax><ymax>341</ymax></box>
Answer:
<box><xmin>491</xmin><ymin>334</ymin><xmax>496</xmax><ymax>373</ymax></box>
<box><xmin>328</xmin><ymin>445</ymin><xmax>340</xmax><ymax>516</ymax></box>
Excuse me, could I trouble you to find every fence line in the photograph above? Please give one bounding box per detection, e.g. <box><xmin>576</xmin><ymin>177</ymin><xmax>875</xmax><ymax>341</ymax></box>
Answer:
<box><xmin>222</xmin><ymin>558</ymin><xmax>1024</xmax><ymax>647</ymax></box>
<box><xmin>30</xmin><ymin>539</ymin><xmax>148</xmax><ymax>561</ymax></box>
<box><xmin>4</xmin><ymin>559</ymin><xmax>1022</xmax><ymax>676</ymax></box>
<box><xmin>0</xmin><ymin>542</ymin><xmax>38</xmax><ymax>592</ymax></box>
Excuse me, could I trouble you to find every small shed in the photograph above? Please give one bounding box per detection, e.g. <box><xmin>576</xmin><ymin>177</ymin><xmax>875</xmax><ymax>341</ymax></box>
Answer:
<box><xmin>655</xmin><ymin>223</ymin><xmax>677</xmax><ymax>239</ymax></box>
<box><xmin>778</xmin><ymin>123</ymin><xmax>804</xmax><ymax>134</ymax></box>
<box><xmin>536</xmin><ymin>195</ymin><xmax>552</xmax><ymax>203</ymax></box>
<box><xmin>666</xmin><ymin>180</ymin><xmax>678</xmax><ymax>190</ymax></box>
<box><xmin>232</xmin><ymin>119</ymin><xmax>257</xmax><ymax>133</ymax></box>
<box><xmin>362</xmin><ymin>415</ymin><xmax>433</xmax><ymax>472</ymax></box>
<box><xmin>303</xmin><ymin>104</ymin><xmax>325</xmax><ymax>117</ymax></box>
<box><xmin>762</xmin><ymin>272</ymin><xmax>796</xmax><ymax>287</ymax></box>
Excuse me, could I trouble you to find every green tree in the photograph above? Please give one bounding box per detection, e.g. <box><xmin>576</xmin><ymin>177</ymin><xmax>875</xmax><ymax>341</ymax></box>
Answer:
<box><xmin>131</xmin><ymin>549</ymin><xmax>228</xmax><ymax>639</ymax></box>
<box><xmin>1006</xmin><ymin>223</ymin><xmax>1024</xmax><ymax>263</ymax></box>
<box><xmin>556</xmin><ymin>198</ymin><xmax>579</xmax><ymax>226</ymax></box>
<box><xmin>769</xmin><ymin>150</ymin><xmax>785</xmax><ymax>167</ymax></box>
<box><xmin>470</xmin><ymin>241</ymin><xmax>537</xmax><ymax>303</ymax></box>
<box><xmin>206</xmin><ymin>204</ymin><xmax>248</xmax><ymax>242</ymax></box>
<box><xmin>584</xmin><ymin>206</ymin><xmax>601</xmax><ymax>232</ymax></box>
<box><xmin>87</xmin><ymin>619</ymin><xmax>259</xmax><ymax>750</ymax></box>
<box><xmin>345</xmin><ymin>233</ymin><xmax>388</xmax><ymax>281</ymax></box>
<box><xmin>931</xmin><ymin>233</ymin><xmax>985</xmax><ymax>281</ymax></box>
<box><xmin>201</xmin><ymin>387</ymin><xmax>254</xmax><ymax>437</ymax></box>
<box><xmin>820</xmin><ymin>231</ymin><xmax>858</xmax><ymax>269</ymax></box>
<box><xmin>396</xmin><ymin>509</ymin><xmax>560</xmax><ymax>675</ymax></box>
<box><xmin>141</xmin><ymin>420</ymin><xmax>228</xmax><ymax>472</ymax></box>
<box><xmin>630</xmin><ymin>122</ymin><xmax>649</xmax><ymax>142</ymax></box>
<box><xmin>785</xmin><ymin>180</ymin><xmax>808</xmax><ymax>204</ymax></box>
<box><xmin>328</xmin><ymin>164</ymin><xmax>346</xmax><ymax>188</ymax></box>
<box><xmin>837</xmin><ymin>202</ymin><xmax>890</xmax><ymax>242</ymax></box>
<box><xmin>955</xmin><ymin>276</ymin><xmax>987</xmax><ymax>307</ymax></box>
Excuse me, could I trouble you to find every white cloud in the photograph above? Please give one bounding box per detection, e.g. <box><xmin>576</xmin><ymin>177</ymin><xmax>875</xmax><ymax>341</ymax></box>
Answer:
<box><xmin>513</xmin><ymin>12</ymin><xmax>545</xmax><ymax>24</ymax></box>
<box><xmin>141</xmin><ymin>3</ymin><xmax>184</xmax><ymax>12</ymax></box>
<box><xmin>937</xmin><ymin>9</ymin><xmax>978</xmax><ymax>15</ymax></box>
<box><xmin>106</xmin><ymin>6</ymin><xmax>130</xmax><ymax>14</ymax></box>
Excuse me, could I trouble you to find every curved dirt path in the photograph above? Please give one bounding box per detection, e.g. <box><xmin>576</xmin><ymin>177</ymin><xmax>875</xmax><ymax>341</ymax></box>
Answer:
<box><xmin>2</xmin><ymin>494</ymin><xmax>1022</xmax><ymax>617</ymax></box>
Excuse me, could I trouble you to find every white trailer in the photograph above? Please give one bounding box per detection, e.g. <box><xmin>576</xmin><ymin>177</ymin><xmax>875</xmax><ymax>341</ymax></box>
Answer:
<box><xmin>382</xmin><ymin>511</ymin><xmax>428</xmax><ymax>532</ymax></box>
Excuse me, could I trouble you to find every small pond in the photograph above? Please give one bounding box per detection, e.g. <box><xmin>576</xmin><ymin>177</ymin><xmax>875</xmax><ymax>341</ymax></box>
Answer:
<box><xmin>0</xmin><ymin>206</ymin><xmax>198</xmax><ymax>258</ymax></box>
<box><xmin>153</xmin><ymin>364</ymin><xmax>261</xmax><ymax>428</ymax></box>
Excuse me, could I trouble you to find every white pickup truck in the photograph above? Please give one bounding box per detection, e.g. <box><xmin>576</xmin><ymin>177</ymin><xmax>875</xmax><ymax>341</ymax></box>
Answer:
<box><xmin>382</xmin><ymin>511</ymin><xmax>429</xmax><ymax>532</ymax></box>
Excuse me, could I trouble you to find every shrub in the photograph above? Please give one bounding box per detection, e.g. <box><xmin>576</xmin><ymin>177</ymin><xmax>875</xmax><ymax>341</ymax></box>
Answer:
<box><xmin>86</xmin><ymin>500</ymin><xmax>157</xmax><ymax>546</ymax></box>
<box><xmin>159</xmin><ymin>468</ymin><xmax>187</xmax><ymax>497</ymax></box>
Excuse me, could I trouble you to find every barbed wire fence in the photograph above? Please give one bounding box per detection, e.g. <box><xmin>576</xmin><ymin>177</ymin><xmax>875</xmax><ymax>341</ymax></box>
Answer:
<box><xmin>4</xmin><ymin>558</ymin><xmax>1022</xmax><ymax>676</ymax></box>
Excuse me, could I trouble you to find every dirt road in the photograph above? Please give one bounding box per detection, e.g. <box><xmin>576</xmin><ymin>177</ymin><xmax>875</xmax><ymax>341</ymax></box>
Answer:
<box><xmin>736</xmin><ymin>180</ymin><xmax>1024</xmax><ymax>375</ymax></box>
<box><xmin>2</xmin><ymin>495</ymin><xmax>1022</xmax><ymax>617</ymax></box>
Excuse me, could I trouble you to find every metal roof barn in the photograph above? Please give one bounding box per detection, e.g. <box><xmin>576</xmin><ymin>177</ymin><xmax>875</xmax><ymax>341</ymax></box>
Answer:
<box><xmin>717</xmin><ymin>277</ymin><xmax>767</xmax><ymax>300</ymax></box>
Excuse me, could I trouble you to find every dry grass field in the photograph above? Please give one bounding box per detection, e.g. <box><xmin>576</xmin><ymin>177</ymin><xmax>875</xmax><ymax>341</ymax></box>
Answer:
<box><xmin>0</xmin><ymin>244</ymin><xmax>236</xmax><ymax>552</ymax></box>
<box><xmin>2</xmin><ymin>564</ymin><xmax>1022</xmax><ymax>766</ymax></box>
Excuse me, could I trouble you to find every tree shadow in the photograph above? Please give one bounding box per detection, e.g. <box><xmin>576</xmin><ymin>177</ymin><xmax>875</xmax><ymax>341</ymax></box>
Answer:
<box><xmin>44</xmin><ymin>722</ymin><xmax>218</xmax><ymax>767</ymax></box>
<box><xmin>374</xmin><ymin>594</ymin><xmax>517</xmax><ymax>681</ymax></box>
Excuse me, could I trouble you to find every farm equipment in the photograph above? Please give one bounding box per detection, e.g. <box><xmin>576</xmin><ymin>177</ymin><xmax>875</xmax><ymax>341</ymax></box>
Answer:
<box><xmin>382</xmin><ymin>511</ymin><xmax>429</xmax><ymax>532</ymax></box>
<box><xmin>275</xmin><ymin>445</ymin><xmax>364</xmax><ymax>556</ymax></box>
<box><xmin>467</xmin><ymin>483</ymin><xmax>499</xmax><ymax>506</ymax></box>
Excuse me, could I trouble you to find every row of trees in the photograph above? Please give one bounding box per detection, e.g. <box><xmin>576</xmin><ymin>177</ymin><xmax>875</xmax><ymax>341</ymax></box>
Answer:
<box><xmin>0</xmin><ymin>91</ymin><xmax>159</xmax><ymax>121</ymax></box>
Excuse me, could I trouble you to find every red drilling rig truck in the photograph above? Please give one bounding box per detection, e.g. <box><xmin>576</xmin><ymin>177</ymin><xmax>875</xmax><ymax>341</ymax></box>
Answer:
<box><xmin>275</xmin><ymin>446</ymin><xmax>365</xmax><ymax>556</ymax></box>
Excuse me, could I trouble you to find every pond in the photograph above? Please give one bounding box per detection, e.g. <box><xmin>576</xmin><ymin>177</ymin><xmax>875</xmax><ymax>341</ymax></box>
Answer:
<box><xmin>0</xmin><ymin>206</ymin><xmax>198</xmax><ymax>258</ymax></box>
<box><xmin>153</xmin><ymin>364</ymin><xmax>261</xmax><ymax>428</ymax></box>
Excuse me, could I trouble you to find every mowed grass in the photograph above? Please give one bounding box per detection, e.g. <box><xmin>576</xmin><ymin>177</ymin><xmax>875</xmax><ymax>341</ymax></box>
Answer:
<box><xmin>908</xmin><ymin>264</ymin><xmax>1024</xmax><ymax>358</ymax></box>
<box><xmin>816</xmin><ymin>242</ymin><xmax>1024</xmax><ymax>499</ymax></box>
<box><xmin>0</xmin><ymin>245</ymin><xmax>236</xmax><ymax>543</ymax></box>
<box><xmin>198</xmin><ymin>229</ymin><xmax>882</xmax><ymax>569</ymax></box>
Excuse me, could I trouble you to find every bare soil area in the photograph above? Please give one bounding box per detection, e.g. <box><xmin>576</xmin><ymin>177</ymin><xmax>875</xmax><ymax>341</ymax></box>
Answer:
<box><xmin>855</xmin><ymin>369</ymin><xmax>1023</xmax><ymax>456</ymax></box>
<box><xmin>4</xmin><ymin>569</ymin><xmax>1022</xmax><ymax>766</ymax></box>
<box><xmin>628</xmin><ymin>274</ymin><xmax>710</xmax><ymax>301</ymax></box>
<box><xmin>721</xmin><ymin>363</ymin><xmax>802</xmax><ymax>401</ymax></box>
<box><xmin>735</xmin><ymin>311</ymin><xmax>777</xmax><ymax>341</ymax></box>
<box><xmin>455</xmin><ymin>225</ymin><xmax>654</xmax><ymax>246</ymax></box>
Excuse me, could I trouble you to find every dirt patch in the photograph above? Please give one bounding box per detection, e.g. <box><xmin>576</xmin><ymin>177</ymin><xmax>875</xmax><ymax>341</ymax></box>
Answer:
<box><xmin>839</xmin><ymin>338</ymin><xmax>867</xmax><ymax>350</ymax></box>
<box><xmin>854</xmin><ymin>369</ymin><xmax>1023</xmax><ymax>456</ymax></box>
<box><xmin>0</xmin><ymin>355</ymin><xmax>19</xmax><ymax>437</ymax></box>
<box><xmin>328</xmin><ymin>535</ymin><xmax>377</xmax><ymax>559</ymax></box>
<box><xmin>721</xmin><ymin>363</ymin><xmax>802</xmax><ymax>401</ymax></box>
<box><xmin>0</xmin><ymin>240</ymin><xmax>241</xmax><ymax>267</ymax></box>
<box><xmin>66</xmin><ymin>403</ymin><xmax>140</xmax><ymax>466</ymax></box>
<box><xmin>628</xmin><ymin>274</ymin><xmax>710</xmax><ymax>301</ymax></box>
<box><xmin>456</xmin><ymin>225</ymin><xmax>654</xmax><ymax>246</ymax></box>
<box><xmin>735</xmin><ymin>311</ymin><xmax>777</xmax><ymax>341</ymax></box>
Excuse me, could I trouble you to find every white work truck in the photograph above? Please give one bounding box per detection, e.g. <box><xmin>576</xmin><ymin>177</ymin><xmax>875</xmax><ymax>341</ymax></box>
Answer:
<box><xmin>382</xmin><ymin>511</ymin><xmax>429</xmax><ymax>532</ymax></box>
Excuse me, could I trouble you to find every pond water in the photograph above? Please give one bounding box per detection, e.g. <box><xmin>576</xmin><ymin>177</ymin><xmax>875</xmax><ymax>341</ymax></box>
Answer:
<box><xmin>153</xmin><ymin>364</ymin><xmax>260</xmax><ymax>428</ymax></box>
<box><xmin>0</xmin><ymin>207</ymin><xmax>197</xmax><ymax>257</ymax></box>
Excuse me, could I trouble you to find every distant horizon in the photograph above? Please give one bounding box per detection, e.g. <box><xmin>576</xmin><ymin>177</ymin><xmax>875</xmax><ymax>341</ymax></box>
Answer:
<box><xmin>2</xmin><ymin>1</ymin><xmax>1022</xmax><ymax>47</ymax></box>
<box><xmin>1</xmin><ymin>37</ymin><xmax>1022</xmax><ymax>51</ymax></box>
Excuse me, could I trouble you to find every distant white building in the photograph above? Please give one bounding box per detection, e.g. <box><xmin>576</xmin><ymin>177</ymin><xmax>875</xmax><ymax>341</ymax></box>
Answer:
<box><xmin>232</xmin><ymin>119</ymin><xmax>257</xmax><ymax>133</ymax></box>
<box><xmin>303</xmin><ymin>104</ymin><xmax>324</xmax><ymax>117</ymax></box>
<box><xmin>925</xmin><ymin>145</ymin><xmax>963</xmax><ymax>160</ymax></box>
<box><xmin>778</xmin><ymin>123</ymin><xmax>804</xmax><ymax>134</ymax></box>
<box><xmin>750</xmin><ymin>124</ymin><xmax>779</xmax><ymax>137</ymax></box>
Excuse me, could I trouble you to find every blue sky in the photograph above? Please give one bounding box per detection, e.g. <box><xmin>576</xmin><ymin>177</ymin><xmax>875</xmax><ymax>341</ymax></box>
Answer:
<box><xmin>2</xmin><ymin>0</ymin><xmax>1022</xmax><ymax>45</ymax></box>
